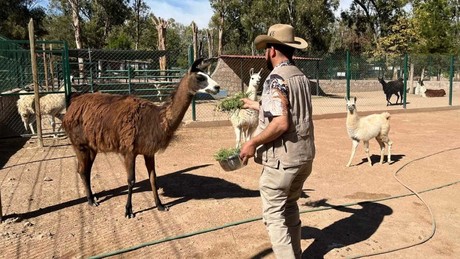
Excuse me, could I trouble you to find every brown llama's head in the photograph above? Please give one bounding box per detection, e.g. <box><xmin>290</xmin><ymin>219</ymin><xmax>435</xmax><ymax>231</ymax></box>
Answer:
<box><xmin>188</xmin><ymin>58</ymin><xmax>220</xmax><ymax>95</ymax></box>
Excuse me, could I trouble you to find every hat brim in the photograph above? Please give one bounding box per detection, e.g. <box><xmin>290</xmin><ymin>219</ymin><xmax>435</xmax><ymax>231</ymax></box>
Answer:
<box><xmin>254</xmin><ymin>35</ymin><xmax>309</xmax><ymax>50</ymax></box>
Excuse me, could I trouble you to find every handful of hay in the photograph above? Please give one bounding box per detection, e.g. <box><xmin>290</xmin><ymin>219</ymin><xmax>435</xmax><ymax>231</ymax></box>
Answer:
<box><xmin>216</xmin><ymin>92</ymin><xmax>250</xmax><ymax>112</ymax></box>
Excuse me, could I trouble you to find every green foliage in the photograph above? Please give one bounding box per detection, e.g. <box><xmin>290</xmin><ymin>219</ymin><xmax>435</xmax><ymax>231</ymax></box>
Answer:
<box><xmin>216</xmin><ymin>92</ymin><xmax>249</xmax><ymax>112</ymax></box>
<box><xmin>214</xmin><ymin>147</ymin><xmax>240</xmax><ymax>161</ymax></box>
<box><xmin>107</xmin><ymin>28</ymin><xmax>132</xmax><ymax>50</ymax></box>
<box><xmin>0</xmin><ymin>0</ymin><xmax>47</xmax><ymax>40</ymax></box>
<box><xmin>210</xmin><ymin>0</ymin><xmax>338</xmax><ymax>55</ymax></box>
<box><xmin>374</xmin><ymin>15</ymin><xmax>417</xmax><ymax>57</ymax></box>
<box><xmin>412</xmin><ymin>0</ymin><xmax>456</xmax><ymax>54</ymax></box>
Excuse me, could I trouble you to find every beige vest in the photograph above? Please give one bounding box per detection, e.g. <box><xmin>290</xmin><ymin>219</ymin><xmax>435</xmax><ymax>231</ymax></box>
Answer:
<box><xmin>254</xmin><ymin>65</ymin><xmax>315</xmax><ymax>168</ymax></box>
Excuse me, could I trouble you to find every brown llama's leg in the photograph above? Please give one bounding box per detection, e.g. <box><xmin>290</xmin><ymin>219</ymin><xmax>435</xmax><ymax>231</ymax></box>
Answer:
<box><xmin>144</xmin><ymin>155</ymin><xmax>168</xmax><ymax>211</ymax></box>
<box><xmin>75</xmin><ymin>147</ymin><xmax>98</xmax><ymax>206</ymax></box>
<box><xmin>124</xmin><ymin>154</ymin><xmax>136</xmax><ymax>218</ymax></box>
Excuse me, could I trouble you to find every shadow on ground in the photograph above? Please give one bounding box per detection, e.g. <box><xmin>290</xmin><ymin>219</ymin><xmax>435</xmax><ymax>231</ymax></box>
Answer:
<box><xmin>355</xmin><ymin>154</ymin><xmax>405</xmax><ymax>166</ymax></box>
<box><xmin>301</xmin><ymin>200</ymin><xmax>393</xmax><ymax>258</ymax></box>
<box><xmin>2</xmin><ymin>164</ymin><xmax>259</xmax><ymax>221</ymax></box>
<box><xmin>0</xmin><ymin>137</ymin><xmax>29</xmax><ymax>168</ymax></box>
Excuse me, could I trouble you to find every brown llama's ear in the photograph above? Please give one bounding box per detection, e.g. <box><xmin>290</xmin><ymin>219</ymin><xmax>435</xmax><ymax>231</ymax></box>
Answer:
<box><xmin>190</xmin><ymin>58</ymin><xmax>205</xmax><ymax>72</ymax></box>
<box><xmin>199</xmin><ymin>57</ymin><xmax>217</xmax><ymax>70</ymax></box>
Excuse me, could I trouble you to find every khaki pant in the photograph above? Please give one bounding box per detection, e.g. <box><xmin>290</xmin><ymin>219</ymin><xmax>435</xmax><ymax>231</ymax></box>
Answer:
<box><xmin>259</xmin><ymin>161</ymin><xmax>313</xmax><ymax>259</ymax></box>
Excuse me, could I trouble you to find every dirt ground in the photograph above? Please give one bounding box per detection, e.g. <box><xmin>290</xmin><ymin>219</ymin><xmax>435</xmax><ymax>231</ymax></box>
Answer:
<box><xmin>1</xmin><ymin>107</ymin><xmax>460</xmax><ymax>259</ymax></box>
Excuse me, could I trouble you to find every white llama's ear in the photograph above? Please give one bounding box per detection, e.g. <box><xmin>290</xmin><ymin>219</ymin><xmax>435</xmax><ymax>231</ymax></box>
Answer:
<box><xmin>258</xmin><ymin>68</ymin><xmax>263</xmax><ymax>73</ymax></box>
<box><xmin>249</xmin><ymin>68</ymin><xmax>254</xmax><ymax>75</ymax></box>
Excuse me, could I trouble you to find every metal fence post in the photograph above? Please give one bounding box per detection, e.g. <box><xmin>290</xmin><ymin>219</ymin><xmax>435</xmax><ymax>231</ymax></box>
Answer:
<box><xmin>403</xmin><ymin>53</ymin><xmax>408</xmax><ymax>109</ymax></box>
<box><xmin>449</xmin><ymin>55</ymin><xmax>454</xmax><ymax>106</ymax></box>
<box><xmin>346</xmin><ymin>50</ymin><xmax>350</xmax><ymax>99</ymax></box>
<box><xmin>127</xmin><ymin>63</ymin><xmax>132</xmax><ymax>94</ymax></box>
<box><xmin>63</xmin><ymin>41</ymin><xmax>72</xmax><ymax>106</ymax></box>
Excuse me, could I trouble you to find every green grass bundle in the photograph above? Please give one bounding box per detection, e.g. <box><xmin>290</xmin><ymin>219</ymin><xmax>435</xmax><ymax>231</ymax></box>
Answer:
<box><xmin>216</xmin><ymin>92</ymin><xmax>250</xmax><ymax>112</ymax></box>
<box><xmin>214</xmin><ymin>147</ymin><xmax>240</xmax><ymax>161</ymax></box>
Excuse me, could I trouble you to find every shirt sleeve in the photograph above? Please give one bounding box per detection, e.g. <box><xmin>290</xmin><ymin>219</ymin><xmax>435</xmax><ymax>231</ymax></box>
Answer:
<box><xmin>261</xmin><ymin>74</ymin><xmax>289</xmax><ymax>117</ymax></box>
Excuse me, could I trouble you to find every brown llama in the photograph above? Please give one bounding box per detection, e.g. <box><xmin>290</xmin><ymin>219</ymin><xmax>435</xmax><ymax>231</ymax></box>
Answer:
<box><xmin>62</xmin><ymin>58</ymin><xmax>220</xmax><ymax>218</ymax></box>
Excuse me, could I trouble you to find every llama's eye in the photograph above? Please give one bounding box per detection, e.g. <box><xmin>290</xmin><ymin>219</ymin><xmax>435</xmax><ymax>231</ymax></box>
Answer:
<box><xmin>197</xmin><ymin>74</ymin><xmax>207</xmax><ymax>82</ymax></box>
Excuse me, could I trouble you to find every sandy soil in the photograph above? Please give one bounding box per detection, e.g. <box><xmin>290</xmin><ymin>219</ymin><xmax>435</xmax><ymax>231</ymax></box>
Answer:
<box><xmin>1</xmin><ymin>108</ymin><xmax>459</xmax><ymax>259</ymax></box>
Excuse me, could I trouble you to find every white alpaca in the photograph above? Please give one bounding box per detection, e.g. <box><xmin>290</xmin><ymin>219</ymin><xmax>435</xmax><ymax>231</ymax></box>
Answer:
<box><xmin>230</xmin><ymin>68</ymin><xmax>262</xmax><ymax>148</ymax></box>
<box><xmin>415</xmin><ymin>79</ymin><xmax>427</xmax><ymax>97</ymax></box>
<box><xmin>17</xmin><ymin>90</ymin><xmax>36</xmax><ymax>134</ymax></box>
<box><xmin>345</xmin><ymin>96</ymin><xmax>393</xmax><ymax>167</ymax></box>
<box><xmin>16</xmin><ymin>85</ymin><xmax>70</xmax><ymax>137</ymax></box>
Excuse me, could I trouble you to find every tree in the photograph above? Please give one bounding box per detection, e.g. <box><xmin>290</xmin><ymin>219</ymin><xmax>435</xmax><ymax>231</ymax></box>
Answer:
<box><xmin>412</xmin><ymin>0</ymin><xmax>455</xmax><ymax>54</ymax></box>
<box><xmin>132</xmin><ymin>0</ymin><xmax>150</xmax><ymax>50</ymax></box>
<box><xmin>0</xmin><ymin>0</ymin><xmax>47</xmax><ymax>39</ymax></box>
<box><xmin>152</xmin><ymin>16</ymin><xmax>168</xmax><ymax>70</ymax></box>
<box><xmin>341</xmin><ymin>0</ymin><xmax>409</xmax><ymax>53</ymax></box>
<box><xmin>210</xmin><ymin>0</ymin><xmax>338</xmax><ymax>55</ymax></box>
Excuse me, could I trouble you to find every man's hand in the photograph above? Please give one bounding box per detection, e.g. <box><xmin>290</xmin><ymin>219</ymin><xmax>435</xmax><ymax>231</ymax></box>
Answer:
<box><xmin>239</xmin><ymin>140</ymin><xmax>256</xmax><ymax>165</ymax></box>
<box><xmin>241</xmin><ymin>98</ymin><xmax>259</xmax><ymax>110</ymax></box>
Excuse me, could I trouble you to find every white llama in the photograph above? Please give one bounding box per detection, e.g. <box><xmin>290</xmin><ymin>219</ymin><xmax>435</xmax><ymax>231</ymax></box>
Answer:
<box><xmin>230</xmin><ymin>68</ymin><xmax>262</xmax><ymax>148</ymax></box>
<box><xmin>345</xmin><ymin>96</ymin><xmax>393</xmax><ymax>167</ymax></box>
<box><xmin>17</xmin><ymin>85</ymin><xmax>71</xmax><ymax>137</ymax></box>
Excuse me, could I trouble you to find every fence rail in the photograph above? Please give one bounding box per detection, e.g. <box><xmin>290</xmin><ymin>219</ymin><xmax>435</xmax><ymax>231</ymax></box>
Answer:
<box><xmin>1</xmin><ymin>36</ymin><xmax>459</xmax><ymax>138</ymax></box>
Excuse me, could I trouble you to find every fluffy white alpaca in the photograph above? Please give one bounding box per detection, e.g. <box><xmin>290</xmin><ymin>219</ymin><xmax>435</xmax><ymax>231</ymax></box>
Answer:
<box><xmin>345</xmin><ymin>96</ymin><xmax>393</xmax><ymax>167</ymax></box>
<box><xmin>16</xmin><ymin>85</ymin><xmax>69</xmax><ymax>137</ymax></box>
<box><xmin>16</xmin><ymin>90</ymin><xmax>36</xmax><ymax>134</ymax></box>
<box><xmin>230</xmin><ymin>68</ymin><xmax>262</xmax><ymax>148</ymax></box>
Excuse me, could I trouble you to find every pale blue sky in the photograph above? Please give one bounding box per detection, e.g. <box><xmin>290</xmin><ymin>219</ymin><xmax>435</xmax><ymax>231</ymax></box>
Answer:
<box><xmin>36</xmin><ymin>0</ymin><xmax>354</xmax><ymax>29</ymax></box>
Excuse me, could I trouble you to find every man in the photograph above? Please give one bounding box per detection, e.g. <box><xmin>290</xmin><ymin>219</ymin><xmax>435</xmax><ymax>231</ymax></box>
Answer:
<box><xmin>239</xmin><ymin>24</ymin><xmax>316</xmax><ymax>259</ymax></box>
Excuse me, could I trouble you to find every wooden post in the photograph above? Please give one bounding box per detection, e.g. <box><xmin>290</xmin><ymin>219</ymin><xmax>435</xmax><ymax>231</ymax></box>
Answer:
<box><xmin>28</xmin><ymin>18</ymin><xmax>44</xmax><ymax>147</ymax></box>
<box><xmin>0</xmin><ymin>189</ymin><xmax>2</xmax><ymax>222</ymax></box>
<box><xmin>49</xmin><ymin>44</ymin><xmax>55</xmax><ymax>91</ymax></box>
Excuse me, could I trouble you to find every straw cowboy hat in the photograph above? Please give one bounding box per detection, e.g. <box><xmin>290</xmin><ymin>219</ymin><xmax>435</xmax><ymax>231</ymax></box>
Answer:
<box><xmin>254</xmin><ymin>24</ymin><xmax>308</xmax><ymax>50</ymax></box>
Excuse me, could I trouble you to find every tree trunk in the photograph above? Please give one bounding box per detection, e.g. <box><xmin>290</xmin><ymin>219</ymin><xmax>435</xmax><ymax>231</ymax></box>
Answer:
<box><xmin>152</xmin><ymin>16</ymin><xmax>168</xmax><ymax>72</ymax></box>
<box><xmin>409</xmin><ymin>62</ymin><xmax>414</xmax><ymax>94</ymax></box>
<box><xmin>206</xmin><ymin>29</ymin><xmax>213</xmax><ymax>73</ymax></box>
<box><xmin>69</xmin><ymin>0</ymin><xmax>84</xmax><ymax>79</ymax></box>
<box><xmin>191</xmin><ymin>22</ymin><xmax>198</xmax><ymax>61</ymax></box>
<box><xmin>218</xmin><ymin>12</ymin><xmax>224</xmax><ymax>56</ymax></box>
<box><xmin>134</xmin><ymin>0</ymin><xmax>141</xmax><ymax>50</ymax></box>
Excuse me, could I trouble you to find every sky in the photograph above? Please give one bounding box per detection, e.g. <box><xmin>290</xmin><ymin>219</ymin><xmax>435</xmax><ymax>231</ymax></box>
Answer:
<box><xmin>145</xmin><ymin>0</ymin><xmax>354</xmax><ymax>28</ymax></box>
<box><xmin>36</xmin><ymin>0</ymin><xmax>354</xmax><ymax>29</ymax></box>
<box><xmin>145</xmin><ymin>0</ymin><xmax>213</xmax><ymax>28</ymax></box>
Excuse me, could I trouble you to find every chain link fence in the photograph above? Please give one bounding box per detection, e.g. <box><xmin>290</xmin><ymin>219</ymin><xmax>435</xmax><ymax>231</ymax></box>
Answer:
<box><xmin>0</xmin><ymin>38</ymin><xmax>71</xmax><ymax>138</ymax></box>
<box><xmin>1</xmin><ymin>36</ymin><xmax>459</xmax><ymax>138</ymax></box>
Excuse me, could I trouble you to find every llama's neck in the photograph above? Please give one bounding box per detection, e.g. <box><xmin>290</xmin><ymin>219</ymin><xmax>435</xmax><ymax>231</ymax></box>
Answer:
<box><xmin>246</xmin><ymin>84</ymin><xmax>257</xmax><ymax>101</ymax></box>
<box><xmin>346</xmin><ymin>108</ymin><xmax>360</xmax><ymax>129</ymax></box>
<box><xmin>162</xmin><ymin>77</ymin><xmax>194</xmax><ymax>132</ymax></box>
